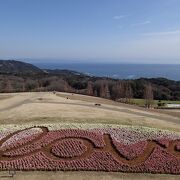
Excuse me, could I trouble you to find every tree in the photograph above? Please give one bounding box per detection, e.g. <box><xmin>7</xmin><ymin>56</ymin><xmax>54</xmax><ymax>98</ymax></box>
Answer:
<box><xmin>144</xmin><ymin>83</ymin><xmax>154</xmax><ymax>108</ymax></box>
<box><xmin>110</xmin><ymin>81</ymin><xmax>125</xmax><ymax>100</ymax></box>
<box><xmin>87</xmin><ymin>81</ymin><xmax>94</xmax><ymax>96</ymax></box>
<box><xmin>94</xmin><ymin>89</ymin><xmax>98</xmax><ymax>97</ymax></box>
<box><xmin>104</xmin><ymin>82</ymin><xmax>111</xmax><ymax>99</ymax></box>
<box><xmin>37</xmin><ymin>80</ymin><xmax>43</xmax><ymax>92</ymax></box>
<box><xmin>22</xmin><ymin>81</ymin><xmax>26</xmax><ymax>92</ymax></box>
<box><xmin>124</xmin><ymin>82</ymin><xmax>133</xmax><ymax>103</ymax></box>
<box><xmin>5</xmin><ymin>79</ymin><xmax>13</xmax><ymax>93</ymax></box>
<box><xmin>46</xmin><ymin>78</ymin><xmax>72</xmax><ymax>92</ymax></box>
<box><xmin>99</xmin><ymin>80</ymin><xmax>110</xmax><ymax>99</ymax></box>
<box><xmin>100</xmin><ymin>81</ymin><xmax>106</xmax><ymax>98</ymax></box>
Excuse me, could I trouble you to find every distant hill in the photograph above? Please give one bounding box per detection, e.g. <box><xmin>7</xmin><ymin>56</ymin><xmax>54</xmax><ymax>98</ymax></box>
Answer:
<box><xmin>0</xmin><ymin>60</ymin><xmax>85</xmax><ymax>76</ymax></box>
<box><xmin>0</xmin><ymin>60</ymin><xmax>43</xmax><ymax>74</ymax></box>
<box><xmin>45</xmin><ymin>69</ymin><xmax>85</xmax><ymax>76</ymax></box>
<box><xmin>0</xmin><ymin>60</ymin><xmax>179</xmax><ymax>101</ymax></box>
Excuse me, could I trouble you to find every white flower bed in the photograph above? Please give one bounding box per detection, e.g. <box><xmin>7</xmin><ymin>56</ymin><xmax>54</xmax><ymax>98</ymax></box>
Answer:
<box><xmin>90</xmin><ymin>128</ymin><xmax>180</xmax><ymax>144</ymax></box>
<box><xmin>0</xmin><ymin>128</ymin><xmax>43</xmax><ymax>149</ymax></box>
<box><xmin>0</xmin><ymin>130</ymin><xmax>14</xmax><ymax>141</ymax></box>
<box><xmin>0</xmin><ymin>123</ymin><xmax>179</xmax><ymax>146</ymax></box>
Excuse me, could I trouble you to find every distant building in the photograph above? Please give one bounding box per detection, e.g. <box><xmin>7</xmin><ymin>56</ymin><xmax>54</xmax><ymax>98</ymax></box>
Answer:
<box><xmin>166</xmin><ymin>104</ymin><xmax>180</xmax><ymax>108</ymax></box>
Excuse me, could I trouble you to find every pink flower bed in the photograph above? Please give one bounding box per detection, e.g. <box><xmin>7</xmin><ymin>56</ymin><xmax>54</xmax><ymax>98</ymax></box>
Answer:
<box><xmin>156</xmin><ymin>138</ymin><xmax>170</xmax><ymax>148</ymax></box>
<box><xmin>0</xmin><ymin>149</ymin><xmax>179</xmax><ymax>173</ymax></box>
<box><xmin>143</xmin><ymin>146</ymin><xmax>180</xmax><ymax>174</ymax></box>
<box><xmin>0</xmin><ymin>127</ymin><xmax>179</xmax><ymax>174</ymax></box>
<box><xmin>3</xmin><ymin>143</ymin><xmax>40</xmax><ymax>157</ymax></box>
<box><xmin>176</xmin><ymin>142</ymin><xmax>180</xmax><ymax>151</ymax></box>
<box><xmin>51</xmin><ymin>139</ymin><xmax>87</xmax><ymax>158</ymax></box>
<box><xmin>2</xmin><ymin>129</ymin><xmax>105</xmax><ymax>157</ymax></box>
<box><xmin>112</xmin><ymin>139</ymin><xmax>147</xmax><ymax>160</ymax></box>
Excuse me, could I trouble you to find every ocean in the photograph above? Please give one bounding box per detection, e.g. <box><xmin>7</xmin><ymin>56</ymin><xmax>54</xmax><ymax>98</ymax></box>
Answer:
<box><xmin>34</xmin><ymin>63</ymin><xmax>180</xmax><ymax>81</ymax></box>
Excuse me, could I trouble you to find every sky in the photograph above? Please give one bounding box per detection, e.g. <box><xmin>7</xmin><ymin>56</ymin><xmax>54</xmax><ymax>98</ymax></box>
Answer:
<box><xmin>0</xmin><ymin>0</ymin><xmax>180</xmax><ymax>64</ymax></box>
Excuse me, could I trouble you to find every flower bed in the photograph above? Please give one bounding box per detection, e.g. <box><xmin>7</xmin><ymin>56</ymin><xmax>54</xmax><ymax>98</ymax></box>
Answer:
<box><xmin>0</xmin><ymin>128</ymin><xmax>43</xmax><ymax>151</ymax></box>
<box><xmin>91</xmin><ymin>128</ymin><xmax>180</xmax><ymax>144</ymax></box>
<box><xmin>0</xmin><ymin>126</ymin><xmax>179</xmax><ymax>174</ymax></box>
<box><xmin>112</xmin><ymin>139</ymin><xmax>147</xmax><ymax>160</ymax></box>
<box><xmin>2</xmin><ymin>129</ymin><xmax>105</xmax><ymax>157</ymax></box>
<box><xmin>51</xmin><ymin>139</ymin><xmax>87</xmax><ymax>158</ymax></box>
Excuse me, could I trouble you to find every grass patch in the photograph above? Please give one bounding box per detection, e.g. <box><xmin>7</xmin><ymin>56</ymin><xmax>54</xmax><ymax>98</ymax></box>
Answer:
<box><xmin>131</xmin><ymin>99</ymin><xmax>180</xmax><ymax>107</ymax></box>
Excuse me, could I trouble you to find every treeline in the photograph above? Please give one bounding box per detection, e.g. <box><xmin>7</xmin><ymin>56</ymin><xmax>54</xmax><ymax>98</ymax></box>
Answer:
<box><xmin>0</xmin><ymin>72</ymin><xmax>180</xmax><ymax>102</ymax></box>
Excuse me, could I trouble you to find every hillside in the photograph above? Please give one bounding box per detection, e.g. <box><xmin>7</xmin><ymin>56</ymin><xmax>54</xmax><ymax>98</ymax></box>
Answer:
<box><xmin>0</xmin><ymin>60</ymin><xmax>43</xmax><ymax>74</ymax></box>
<box><xmin>0</xmin><ymin>60</ymin><xmax>180</xmax><ymax>101</ymax></box>
<box><xmin>0</xmin><ymin>92</ymin><xmax>179</xmax><ymax>178</ymax></box>
<box><xmin>0</xmin><ymin>92</ymin><xmax>179</xmax><ymax>131</ymax></box>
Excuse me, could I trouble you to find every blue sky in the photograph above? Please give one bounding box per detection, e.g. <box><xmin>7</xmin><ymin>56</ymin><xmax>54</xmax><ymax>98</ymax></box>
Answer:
<box><xmin>0</xmin><ymin>0</ymin><xmax>180</xmax><ymax>63</ymax></box>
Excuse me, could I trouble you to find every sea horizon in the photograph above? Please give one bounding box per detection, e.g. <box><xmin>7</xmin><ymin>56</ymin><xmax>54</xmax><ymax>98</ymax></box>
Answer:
<box><xmin>33</xmin><ymin>62</ymin><xmax>180</xmax><ymax>81</ymax></box>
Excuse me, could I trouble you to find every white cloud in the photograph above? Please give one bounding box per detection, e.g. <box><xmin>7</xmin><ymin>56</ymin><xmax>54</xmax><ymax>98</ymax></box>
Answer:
<box><xmin>113</xmin><ymin>15</ymin><xmax>128</xmax><ymax>20</ymax></box>
<box><xmin>132</xmin><ymin>20</ymin><xmax>151</xmax><ymax>26</ymax></box>
<box><xmin>142</xmin><ymin>29</ymin><xmax>180</xmax><ymax>36</ymax></box>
